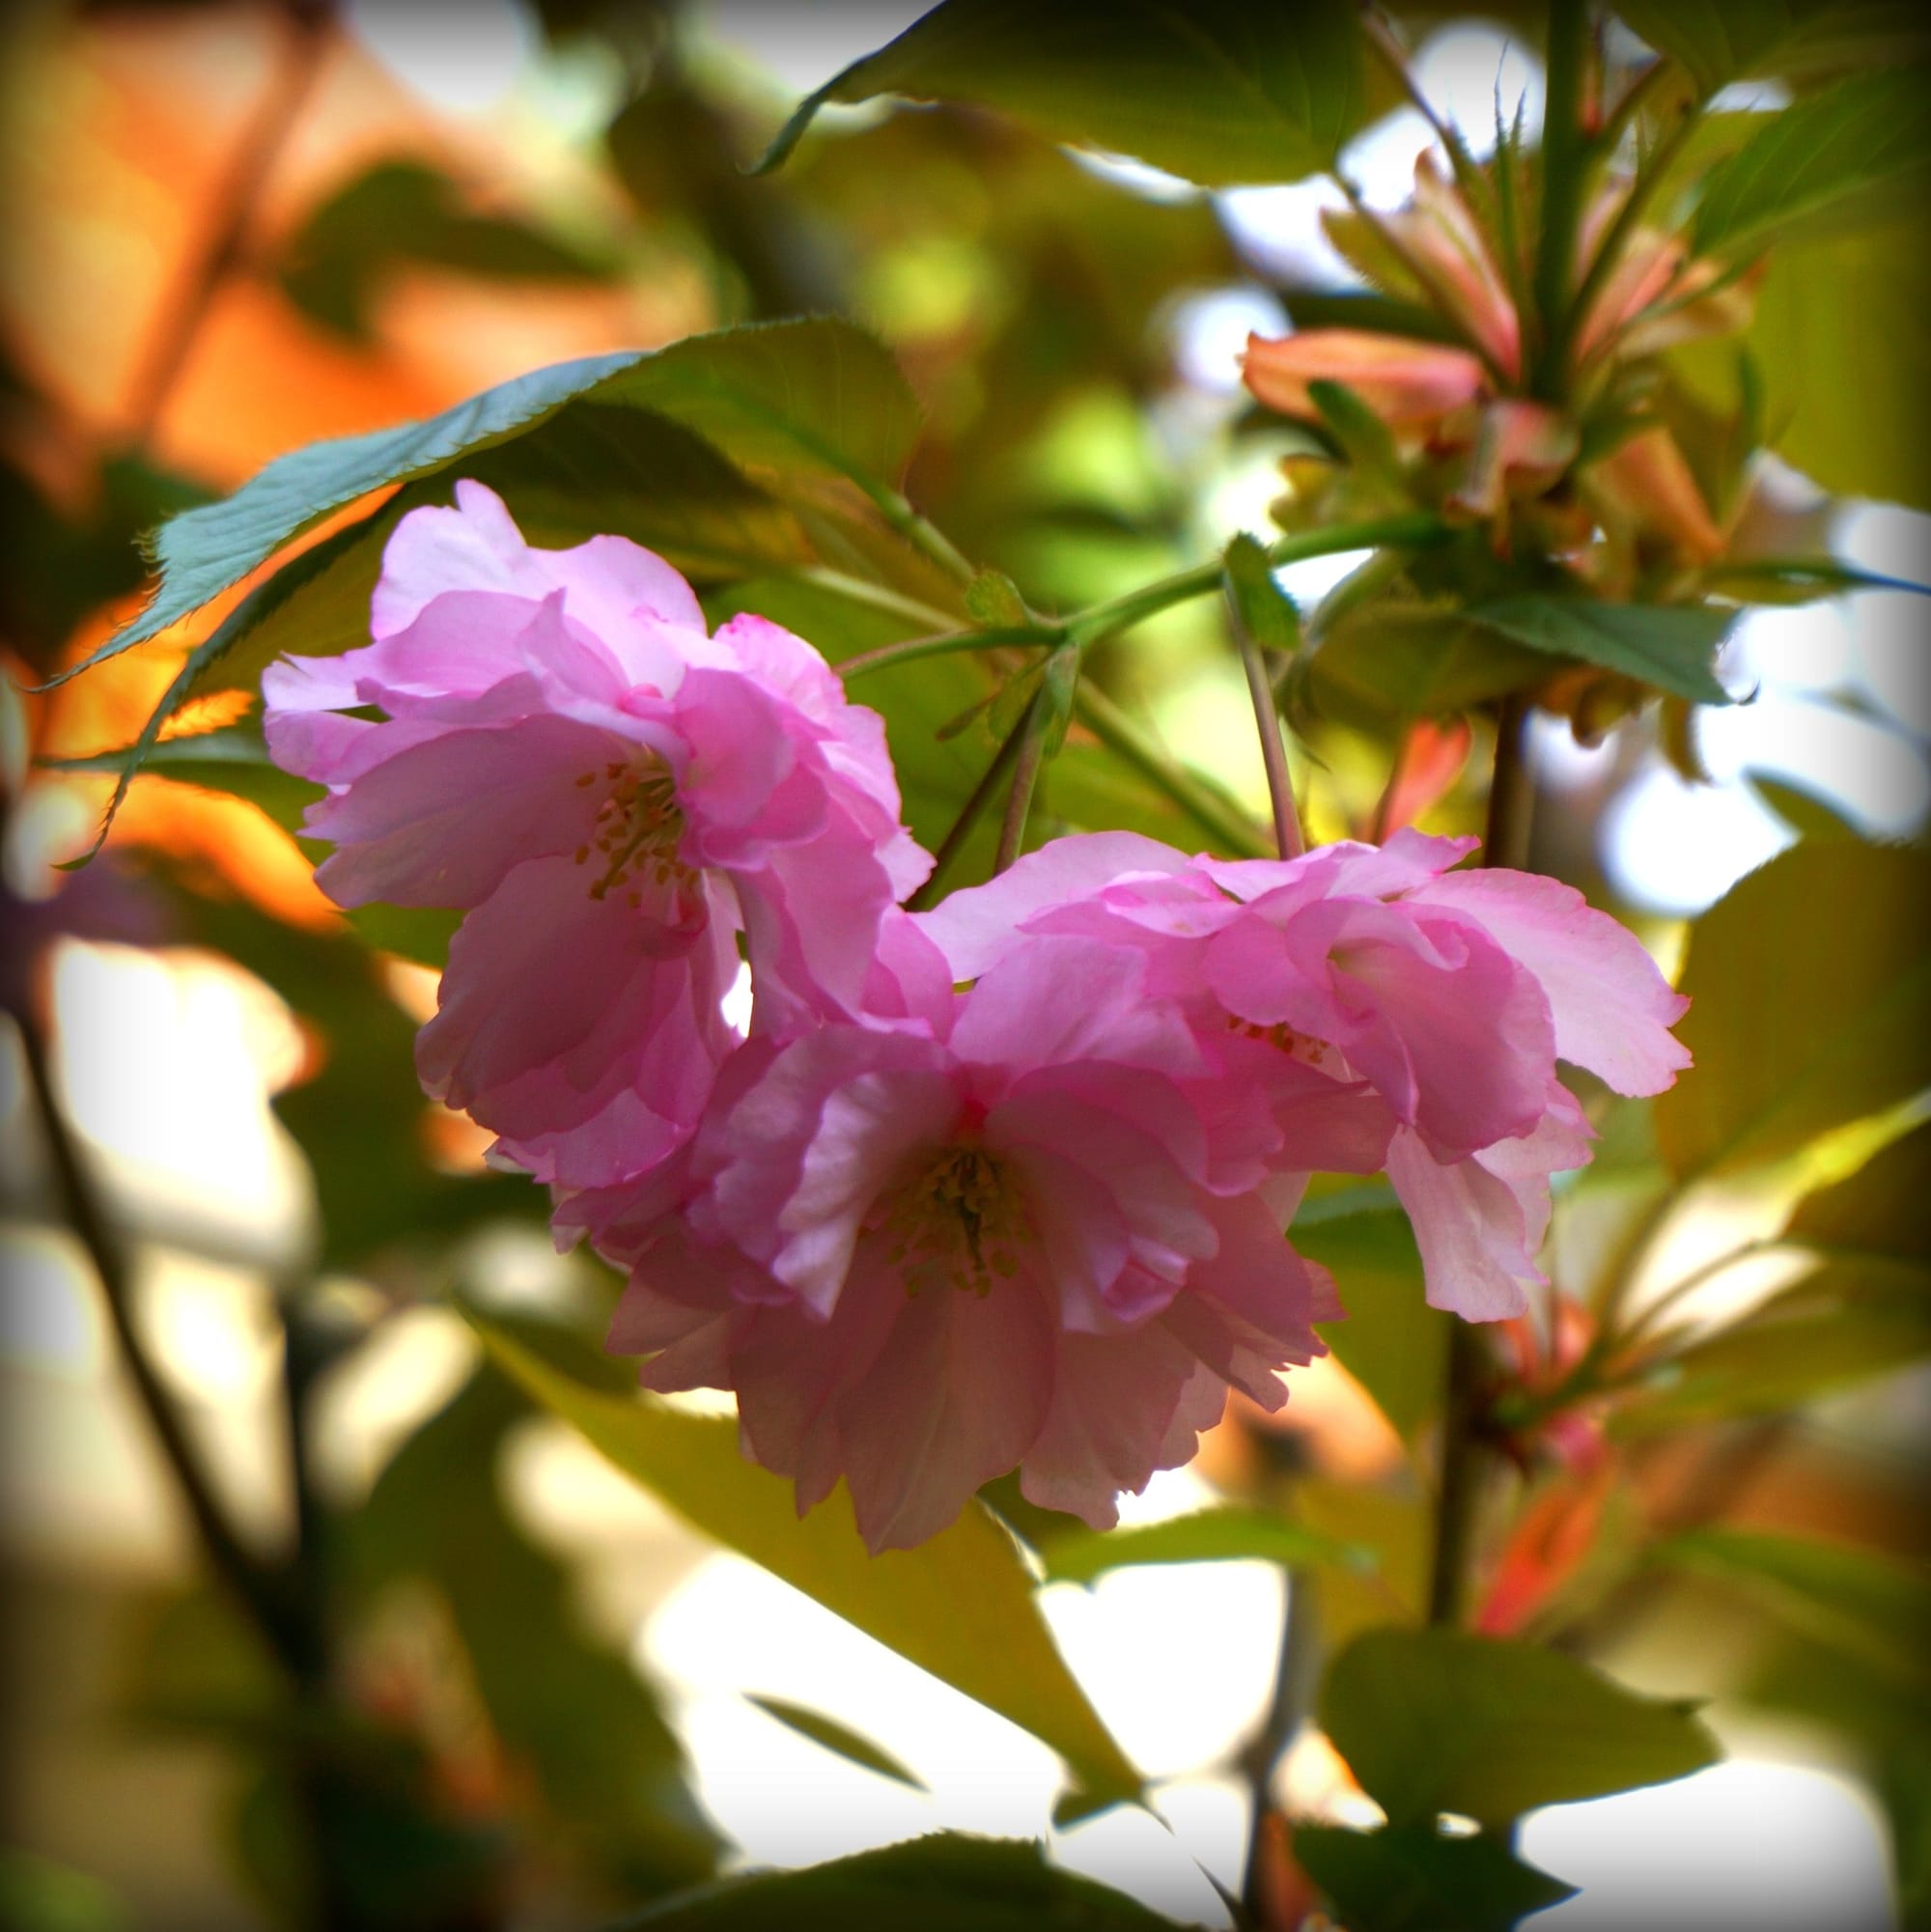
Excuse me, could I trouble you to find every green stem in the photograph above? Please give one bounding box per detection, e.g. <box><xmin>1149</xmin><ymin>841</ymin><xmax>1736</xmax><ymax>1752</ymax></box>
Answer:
<box><xmin>994</xmin><ymin>689</ymin><xmax>1052</xmax><ymax>874</ymax></box>
<box><xmin>1531</xmin><ymin>0</ymin><xmax>1593</xmax><ymax>399</ymax></box>
<box><xmin>1427</xmin><ymin>695</ymin><xmax>1535</xmax><ymax>1626</ymax></box>
<box><xmin>1239</xmin><ymin>1565</ymin><xmax>1323</xmax><ymax>1919</ymax></box>
<box><xmin>905</xmin><ymin>702</ymin><xmax>1037</xmax><ymax>910</ymax></box>
<box><xmin>862</xmin><ymin>480</ymin><xmax>980</xmax><ymax>587</ymax></box>
<box><xmin>1071</xmin><ymin>683</ymin><xmax>1272</xmax><ymax>857</ymax></box>
<box><xmin>1069</xmin><ymin>515</ymin><xmax>1449</xmax><ymax>654</ymax></box>
<box><xmin>1229</xmin><ymin>588</ymin><xmax>1303</xmax><ymax>861</ymax></box>
<box><xmin>837</xmin><ymin>625</ymin><xmax>1056</xmax><ymax>683</ymax></box>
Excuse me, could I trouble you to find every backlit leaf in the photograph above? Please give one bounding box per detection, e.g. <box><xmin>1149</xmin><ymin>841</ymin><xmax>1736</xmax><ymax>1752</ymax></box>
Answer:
<box><xmin>475</xmin><ymin>1320</ymin><xmax>1144</xmax><ymax>1816</ymax></box>
<box><xmin>756</xmin><ymin>0</ymin><xmax>1370</xmax><ymax>188</ymax></box>
<box><xmin>1320</xmin><ymin>1630</ymin><xmax>1720</xmax><ymax>1829</ymax></box>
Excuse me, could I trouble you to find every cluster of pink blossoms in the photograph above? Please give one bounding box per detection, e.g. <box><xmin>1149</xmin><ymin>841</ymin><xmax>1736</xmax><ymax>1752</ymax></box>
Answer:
<box><xmin>267</xmin><ymin>484</ymin><xmax>1690</xmax><ymax>1551</ymax></box>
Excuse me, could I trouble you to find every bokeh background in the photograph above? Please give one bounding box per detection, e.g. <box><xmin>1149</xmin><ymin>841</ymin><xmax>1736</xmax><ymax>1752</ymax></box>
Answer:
<box><xmin>2</xmin><ymin>3</ymin><xmax>1926</xmax><ymax>1927</ymax></box>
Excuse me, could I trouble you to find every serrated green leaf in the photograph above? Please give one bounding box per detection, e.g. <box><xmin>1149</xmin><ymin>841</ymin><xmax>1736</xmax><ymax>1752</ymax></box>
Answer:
<box><xmin>755</xmin><ymin>0</ymin><xmax>1371</xmax><ymax>189</ymax></box>
<box><xmin>1039</xmin><ymin>1507</ymin><xmax>1370</xmax><ymax>1585</ymax></box>
<box><xmin>745</xmin><ymin>1696</ymin><xmax>929</xmax><ymax>1791</ymax></box>
<box><xmin>1320</xmin><ymin>1630</ymin><xmax>1720</xmax><ymax>1829</ymax></box>
<box><xmin>1293</xmin><ymin>1821</ymin><xmax>1576</xmax><ymax>1932</ymax></box>
<box><xmin>622</xmin><ymin>1834</ymin><xmax>1179</xmax><ymax>1929</ymax></box>
<box><xmin>1693</xmin><ymin>70</ymin><xmax>1931</xmax><ymax>258</ymax></box>
<box><xmin>1293</xmin><ymin>1205</ymin><xmax>1446</xmax><ymax>1444</ymax></box>
<box><xmin>473</xmin><ymin>1319</ymin><xmax>1144</xmax><ymax>1817</ymax></box>
<box><xmin>1652</xmin><ymin>1529</ymin><xmax>1931</xmax><ymax>1687</ymax></box>
<box><xmin>1610</xmin><ymin>0</ymin><xmax>1928</xmax><ymax>95</ymax></box>
<box><xmin>1469</xmin><ymin>597</ymin><xmax>1735</xmax><ymax>704</ymax></box>
<box><xmin>1656</xmin><ymin>843</ymin><xmax>1931</xmax><ymax>1180</ymax></box>
<box><xmin>56</xmin><ymin>319</ymin><xmax>918</xmax><ymax>688</ymax></box>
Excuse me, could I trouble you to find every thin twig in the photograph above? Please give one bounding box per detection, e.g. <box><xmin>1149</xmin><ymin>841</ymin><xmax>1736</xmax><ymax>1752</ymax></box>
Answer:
<box><xmin>837</xmin><ymin>625</ymin><xmax>1055</xmax><ymax>683</ymax></box>
<box><xmin>1239</xmin><ymin>1565</ymin><xmax>1322</xmax><ymax>1918</ymax></box>
<box><xmin>121</xmin><ymin>0</ymin><xmax>333</xmax><ymax>443</ymax></box>
<box><xmin>15</xmin><ymin>1008</ymin><xmax>299</xmax><ymax>1662</ymax></box>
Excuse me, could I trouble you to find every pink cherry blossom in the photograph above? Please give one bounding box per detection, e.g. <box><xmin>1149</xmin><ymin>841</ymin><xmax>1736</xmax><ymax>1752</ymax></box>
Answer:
<box><xmin>593</xmin><ymin>935</ymin><xmax>1338</xmax><ymax>1551</ymax></box>
<box><xmin>919</xmin><ymin>828</ymin><xmax>1689</xmax><ymax>1322</ymax></box>
<box><xmin>264</xmin><ymin>481</ymin><xmax>928</xmax><ymax>1189</ymax></box>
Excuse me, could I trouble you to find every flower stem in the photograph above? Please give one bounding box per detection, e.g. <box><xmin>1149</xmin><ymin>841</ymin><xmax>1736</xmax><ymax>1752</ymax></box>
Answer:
<box><xmin>1067</xmin><ymin>516</ymin><xmax>1449</xmax><ymax>654</ymax></box>
<box><xmin>994</xmin><ymin>688</ymin><xmax>1052</xmax><ymax>875</ymax></box>
<box><xmin>1229</xmin><ymin>589</ymin><xmax>1304</xmax><ymax>861</ymax></box>
<box><xmin>1531</xmin><ymin>0</ymin><xmax>1593</xmax><ymax>399</ymax></box>
<box><xmin>1427</xmin><ymin>694</ymin><xmax>1534</xmax><ymax>1625</ymax></box>
<box><xmin>837</xmin><ymin>625</ymin><xmax>1056</xmax><ymax>683</ymax></box>
<box><xmin>862</xmin><ymin>480</ymin><xmax>980</xmax><ymax>588</ymax></box>
<box><xmin>905</xmin><ymin>701</ymin><xmax>1037</xmax><ymax>910</ymax></box>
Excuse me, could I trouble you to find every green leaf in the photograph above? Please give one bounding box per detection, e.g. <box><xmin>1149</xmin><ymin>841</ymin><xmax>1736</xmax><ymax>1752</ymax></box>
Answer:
<box><xmin>755</xmin><ymin>0</ymin><xmax>1371</xmax><ymax>189</ymax></box>
<box><xmin>1652</xmin><ymin>1529</ymin><xmax>1931</xmax><ymax>1688</ymax></box>
<box><xmin>622</xmin><ymin>1834</ymin><xmax>1180</xmax><ymax>1929</ymax></box>
<box><xmin>1676</xmin><ymin>213</ymin><xmax>1931</xmax><ymax>510</ymax></box>
<box><xmin>1039</xmin><ymin>1507</ymin><xmax>1371</xmax><ymax>1585</ymax></box>
<box><xmin>277</xmin><ymin>158</ymin><xmax>616</xmax><ymax>340</ymax></box>
<box><xmin>1747</xmin><ymin>772</ymin><xmax>1868</xmax><ymax>841</ymax></box>
<box><xmin>1469</xmin><ymin>597</ymin><xmax>1735</xmax><ymax>705</ymax></box>
<box><xmin>0</xmin><ymin>1850</ymin><xmax>133</xmax><ymax>1932</ymax></box>
<box><xmin>1293</xmin><ymin>602</ymin><xmax>1548</xmax><ymax>729</ymax></box>
<box><xmin>1786</xmin><ymin>1119</ymin><xmax>1931</xmax><ymax>1259</ymax></box>
<box><xmin>1222</xmin><ymin>532</ymin><xmax>1301</xmax><ymax>656</ymax></box>
<box><xmin>1609</xmin><ymin>0</ymin><xmax>1928</xmax><ymax>94</ymax></box>
<box><xmin>1293</xmin><ymin>1821</ymin><xmax>1576</xmax><ymax>1932</ymax></box>
<box><xmin>473</xmin><ymin>1319</ymin><xmax>1144</xmax><ymax>1816</ymax></box>
<box><xmin>1320</xmin><ymin>1630</ymin><xmax>1721</xmax><ymax>1829</ymax></box>
<box><xmin>1692</xmin><ymin>70</ymin><xmax>1931</xmax><ymax>258</ymax></box>
<box><xmin>1293</xmin><ymin>1204</ymin><xmax>1446</xmax><ymax>1444</ymax></box>
<box><xmin>1655</xmin><ymin>843</ymin><xmax>1931</xmax><ymax>1180</ymax></box>
<box><xmin>54</xmin><ymin>318</ymin><xmax>919</xmax><ymax>687</ymax></box>
<box><xmin>745</xmin><ymin>1696</ymin><xmax>929</xmax><ymax>1792</ymax></box>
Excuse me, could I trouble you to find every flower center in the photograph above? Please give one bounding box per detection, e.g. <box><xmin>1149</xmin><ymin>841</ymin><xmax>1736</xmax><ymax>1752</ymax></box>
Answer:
<box><xmin>1225</xmin><ymin>1013</ymin><xmax>1332</xmax><ymax>1067</ymax></box>
<box><xmin>881</xmin><ymin>1143</ymin><xmax>1028</xmax><ymax>1298</ymax></box>
<box><xmin>574</xmin><ymin>759</ymin><xmax>694</xmax><ymax>905</ymax></box>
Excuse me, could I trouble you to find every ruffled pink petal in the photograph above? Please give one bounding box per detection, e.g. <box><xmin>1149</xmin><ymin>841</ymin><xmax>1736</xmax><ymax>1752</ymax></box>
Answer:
<box><xmin>1385</xmin><ymin>1126</ymin><xmax>1539</xmax><ymax>1321</ymax></box>
<box><xmin>833</xmin><ymin>1260</ymin><xmax>1058</xmax><ymax>1552</ymax></box>
<box><xmin>916</xmin><ymin>831</ymin><xmax>1190</xmax><ymax>981</ymax></box>
<box><xmin>1019</xmin><ymin>1320</ymin><xmax>1209</xmax><ymax>1528</ymax></box>
<box><xmin>1416</xmin><ymin>870</ymin><xmax>1692</xmax><ymax>1096</ymax></box>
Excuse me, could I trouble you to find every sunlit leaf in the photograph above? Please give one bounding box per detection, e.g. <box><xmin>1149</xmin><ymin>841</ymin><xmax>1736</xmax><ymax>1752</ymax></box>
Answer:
<box><xmin>1785</xmin><ymin>1119</ymin><xmax>1931</xmax><ymax>1259</ymax></box>
<box><xmin>1655</xmin><ymin>843</ymin><xmax>1931</xmax><ymax>1180</ymax></box>
<box><xmin>1320</xmin><ymin>1630</ymin><xmax>1720</xmax><ymax>1829</ymax></box>
<box><xmin>1676</xmin><ymin>214</ymin><xmax>1931</xmax><ymax>511</ymax></box>
<box><xmin>756</xmin><ymin>0</ymin><xmax>1371</xmax><ymax>189</ymax></box>
<box><xmin>1469</xmin><ymin>598</ymin><xmax>1735</xmax><ymax>705</ymax></box>
<box><xmin>1652</xmin><ymin>1529</ymin><xmax>1931</xmax><ymax>1688</ymax></box>
<box><xmin>474</xmin><ymin>1320</ymin><xmax>1145</xmax><ymax>1816</ymax></box>
<box><xmin>1039</xmin><ymin>1508</ymin><xmax>1371</xmax><ymax>1585</ymax></box>
<box><xmin>1293</xmin><ymin>1821</ymin><xmax>1576</xmax><ymax>1932</ymax></box>
<box><xmin>1692</xmin><ymin>70</ymin><xmax>1931</xmax><ymax>257</ymax></box>
<box><xmin>57</xmin><ymin>319</ymin><xmax>919</xmax><ymax>687</ymax></box>
<box><xmin>745</xmin><ymin>1696</ymin><xmax>929</xmax><ymax>1791</ymax></box>
<box><xmin>621</xmin><ymin>1834</ymin><xmax>1180</xmax><ymax>1929</ymax></box>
